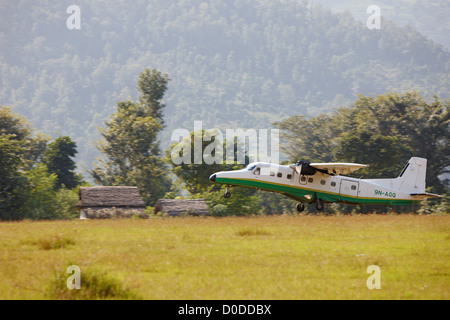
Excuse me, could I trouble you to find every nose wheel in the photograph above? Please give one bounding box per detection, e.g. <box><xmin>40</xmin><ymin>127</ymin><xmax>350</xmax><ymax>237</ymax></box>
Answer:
<box><xmin>315</xmin><ymin>199</ymin><xmax>324</xmax><ymax>211</ymax></box>
<box><xmin>223</xmin><ymin>185</ymin><xmax>231</xmax><ymax>198</ymax></box>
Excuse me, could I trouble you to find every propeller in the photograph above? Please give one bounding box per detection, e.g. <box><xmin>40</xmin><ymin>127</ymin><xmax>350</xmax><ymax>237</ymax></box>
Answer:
<box><xmin>289</xmin><ymin>163</ymin><xmax>303</xmax><ymax>174</ymax></box>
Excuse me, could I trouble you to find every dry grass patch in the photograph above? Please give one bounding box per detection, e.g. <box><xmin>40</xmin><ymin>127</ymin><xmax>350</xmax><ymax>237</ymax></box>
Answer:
<box><xmin>34</xmin><ymin>234</ymin><xmax>75</xmax><ymax>250</ymax></box>
<box><xmin>235</xmin><ymin>227</ymin><xmax>271</xmax><ymax>237</ymax></box>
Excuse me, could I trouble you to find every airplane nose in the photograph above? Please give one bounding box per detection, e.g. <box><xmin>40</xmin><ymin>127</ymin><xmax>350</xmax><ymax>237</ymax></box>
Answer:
<box><xmin>209</xmin><ymin>174</ymin><xmax>216</xmax><ymax>182</ymax></box>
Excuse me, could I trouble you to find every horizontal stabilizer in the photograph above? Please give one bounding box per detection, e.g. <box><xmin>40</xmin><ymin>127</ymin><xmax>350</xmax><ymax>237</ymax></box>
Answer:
<box><xmin>410</xmin><ymin>193</ymin><xmax>441</xmax><ymax>198</ymax></box>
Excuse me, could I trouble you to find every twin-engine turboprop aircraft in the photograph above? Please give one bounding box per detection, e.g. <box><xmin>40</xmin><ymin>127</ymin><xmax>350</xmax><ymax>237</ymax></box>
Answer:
<box><xmin>209</xmin><ymin>157</ymin><xmax>440</xmax><ymax>212</ymax></box>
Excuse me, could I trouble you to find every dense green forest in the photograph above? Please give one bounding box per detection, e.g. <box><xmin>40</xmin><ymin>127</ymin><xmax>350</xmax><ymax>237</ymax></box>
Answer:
<box><xmin>1</xmin><ymin>0</ymin><xmax>449</xmax><ymax>170</ymax></box>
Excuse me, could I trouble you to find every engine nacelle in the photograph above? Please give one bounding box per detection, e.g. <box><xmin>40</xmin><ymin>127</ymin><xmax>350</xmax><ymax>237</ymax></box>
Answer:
<box><xmin>295</xmin><ymin>161</ymin><xmax>317</xmax><ymax>175</ymax></box>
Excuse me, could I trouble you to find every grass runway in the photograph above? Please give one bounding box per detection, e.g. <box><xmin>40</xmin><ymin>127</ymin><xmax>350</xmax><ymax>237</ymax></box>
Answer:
<box><xmin>0</xmin><ymin>214</ymin><xmax>448</xmax><ymax>299</ymax></box>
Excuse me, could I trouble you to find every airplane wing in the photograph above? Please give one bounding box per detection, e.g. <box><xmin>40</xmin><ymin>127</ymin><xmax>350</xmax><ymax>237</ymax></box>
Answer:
<box><xmin>289</xmin><ymin>161</ymin><xmax>368</xmax><ymax>175</ymax></box>
<box><xmin>310</xmin><ymin>163</ymin><xmax>368</xmax><ymax>175</ymax></box>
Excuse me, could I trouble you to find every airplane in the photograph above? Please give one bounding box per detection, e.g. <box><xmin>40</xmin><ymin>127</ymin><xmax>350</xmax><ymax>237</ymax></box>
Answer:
<box><xmin>209</xmin><ymin>157</ymin><xmax>441</xmax><ymax>212</ymax></box>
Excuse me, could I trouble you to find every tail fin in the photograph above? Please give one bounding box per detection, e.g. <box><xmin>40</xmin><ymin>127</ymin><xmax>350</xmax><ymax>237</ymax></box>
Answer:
<box><xmin>395</xmin><ymin>157</ymin><xmax>427</xmax><ymax>193</ymax></box>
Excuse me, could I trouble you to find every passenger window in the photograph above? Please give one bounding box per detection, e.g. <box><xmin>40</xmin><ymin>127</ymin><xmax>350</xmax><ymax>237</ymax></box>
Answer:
<box><xmin>287</xmin><ymin>174</ymin><xmax>292</xmax><ymax>179</ymax></box>
<box><xmin>320</xmin><ymin>180</ymin><xmax>326</xmax><ymax>185</ymax></box>
<box><xmin>300</xmin><ymin>176</ymin><xmax>306</xmax><ymax>182</ymax></box>
<box><xmin>308</xmin><ymin>178</ymin><xmax>313</xmax><ymax>183</ymax></box>
<box><xmin>277</xmin><ymin>172</ymin><xmax>282</xmax><ymax>178</ymax></box>
<box><xmin>351</xmin><ymin>185</ymin><xmax>357</xmax><ymax>190</ymax></box>
<box><xmin>331</xmin><ymin>182</ymin><xmax>336</xmax><ymax>187</ymax></box>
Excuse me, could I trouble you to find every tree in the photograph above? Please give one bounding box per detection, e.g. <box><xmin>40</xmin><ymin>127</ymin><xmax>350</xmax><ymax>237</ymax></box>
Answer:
<box><xmin>166</xmin><ymin>129</ymin><xmax>238</xmax><ymax>194</ymax></box>
<box><xmin>43</xmin><ymin>136</ymin><xmax>80</xmax><ymax>189</ymax></box>
<box><xmin>0</xmin><ymin>107</ymin><xmax>82</xmax><ymax>220</ymax></box>
<box><xmin>91</xmin><ymin>69</ymin><xmax>171</xmax><ymax>205</ymax></box>
<box><xmin>0</xmin><ymin>106</ymin><xmax>49</xmax><ymax>220</ymax></box>
<box><xmin>22</xmin><ymin>164</ymin><xmax>58</xmax><ymax>220</ymax></box>
<box><xmin>166</xmin><ymin>129</ymin><xmax>263</xmax><ymax>216</ymax></box>
<box><xmin>335</xmin><ymin>92</ymin><xmax>450</xmax><ymax>191</ymax></box>
<box><xmin>274</xmin><ymin>114</ymin><xmax>343</xmax><ymax>163</ymax></box>
<box><xmin>138</xmin><ymin>68</ymin><xmax>170</xmax><ymax>127</ymax></box>
<box><xmin>0</xmin><ymin>106</ymin><xmax>48</xmax><ymax>168</ymax></box>
<box><xmin>0</xmin><ymin>134</ymin><xmax>27</xmax><ymax>220</ymax></box>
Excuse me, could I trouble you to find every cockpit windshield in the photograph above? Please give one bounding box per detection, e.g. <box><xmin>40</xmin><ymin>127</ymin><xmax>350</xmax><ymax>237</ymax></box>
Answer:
<box><xmin>246</xmin><ymin>164</ymin><xmax>257</xmax><ymax>171</ymax></box>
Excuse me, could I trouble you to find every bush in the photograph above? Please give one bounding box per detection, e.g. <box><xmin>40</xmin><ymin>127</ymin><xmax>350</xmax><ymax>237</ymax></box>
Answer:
<box><xmin>35</xmin><ymin>234</ymin><xmax>75</xmax><ymax>250</ymax></box>
<box><xmin>199</xmin><ymin>185</ymin><xmax>262</xmax><ymax>216</ymax></box>
<box><xmin>210</xmin><ymin>204</ymin><xmax>229</xmax><ymax>216</ymax></box>
<box><xmin>418</xmin><ymin>193</ymin><xmax>450</xmax><ymax>215</ymax></box>
<box><xmin>47</xmin><ymin>263</ymin><xmax>140</xmax><ymax>300</ymax></box>
<box><xmin>53</xmin><ymin>188</ymin><xmax>79</xmax><ymax>219</ymax></box>
<box><xmin>23</xmin><ymin>164</ymin><xmax>58</xmax><ymax>220</ymax></box>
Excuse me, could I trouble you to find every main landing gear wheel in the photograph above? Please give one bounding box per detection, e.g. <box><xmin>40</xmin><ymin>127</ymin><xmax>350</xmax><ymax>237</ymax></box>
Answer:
<box><xmin>296</xmin><ymin>202</ymin><xmax>305</xmax><ymax>213</ymax></box>
<box><xmin>315</xmin><ymin>199</ymin><xmax>324</xmax><ymax>212</ymax></box>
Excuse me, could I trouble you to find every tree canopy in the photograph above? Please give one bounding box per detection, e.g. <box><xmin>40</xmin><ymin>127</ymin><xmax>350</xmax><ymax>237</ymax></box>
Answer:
<box><xmin>43</xmin><ymin>136</ymin><xmax>80</xmax><ymax>189</ymax></box>
<box><xmin>91</xmin><ymin>69</ymin><xmax>171</xmax><ymax>205</ymax></box>
<box><xmin>0</xmin><ymin>106</ymin><xmax>80</xmax><ymax>220</ymax></box>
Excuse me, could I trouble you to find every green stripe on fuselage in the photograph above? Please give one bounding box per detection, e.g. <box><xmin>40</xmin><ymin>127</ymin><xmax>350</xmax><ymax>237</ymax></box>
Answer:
<box><xmin>216</xmin><ymin>177</ymin><xmax>419</xmax><ymax>206</ymax></box>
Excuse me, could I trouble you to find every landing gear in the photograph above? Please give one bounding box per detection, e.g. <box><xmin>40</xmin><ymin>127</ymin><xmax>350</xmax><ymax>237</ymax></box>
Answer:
<box><xmin>296</xmin><ymin>202</ymin><xmax>305</xmax><ymax>213</ymax></box>
<box><xmin>223</xmin><ymin>185</ymin><xmax>231</xmax><ymax>198</ymax></box>
<box><xmin>315</xmin><ymin>199</ymin><xmax>324</xmax><ymax>212</ymax></box>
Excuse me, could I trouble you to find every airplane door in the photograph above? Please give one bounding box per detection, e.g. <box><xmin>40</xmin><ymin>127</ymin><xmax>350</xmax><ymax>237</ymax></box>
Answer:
<box><xmin>339</xmin><ymin>180</ymin><xmax>359</xmax><ymax>201</ymax></box>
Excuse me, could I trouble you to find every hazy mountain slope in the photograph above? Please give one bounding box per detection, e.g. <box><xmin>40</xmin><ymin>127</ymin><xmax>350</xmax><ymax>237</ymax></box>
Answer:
<box><xmin>0</xmin><ymin>0</ymin><xmax>449</xmax><ymax>170</ymax></box>
<box><xmin>312</xmin><ymin>0</ymin><xmax>450</xmax><ymax>50</ymax></box>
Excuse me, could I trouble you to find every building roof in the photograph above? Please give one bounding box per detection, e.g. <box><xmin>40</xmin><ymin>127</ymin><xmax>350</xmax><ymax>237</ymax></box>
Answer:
<box><xmin>78</xmin><ymin>186</ymin><xmax>146</xmax><ymax>208</ymax></box>
<box><xmin>154</xmin><ymin>199</ymin><xmax>210</xmax><ymax>216</ymax></box>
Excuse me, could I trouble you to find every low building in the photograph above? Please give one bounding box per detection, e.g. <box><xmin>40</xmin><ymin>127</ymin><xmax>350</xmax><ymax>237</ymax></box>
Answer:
<box><xmin>154</xmin><ymin>199</ymin><xmax>210</xmax><ymax>216</ymax></box>
<box><xmin>77</xmin><ymin>186</ymin><xmax>146</xmax><ymax>219</ymax></box>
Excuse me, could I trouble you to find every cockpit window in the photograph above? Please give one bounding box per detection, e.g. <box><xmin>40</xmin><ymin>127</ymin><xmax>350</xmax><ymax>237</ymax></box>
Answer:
<box><xmin>246</xmin><ymin>164</ymin><xmax>256</xmax><ymax>171</ymax></box>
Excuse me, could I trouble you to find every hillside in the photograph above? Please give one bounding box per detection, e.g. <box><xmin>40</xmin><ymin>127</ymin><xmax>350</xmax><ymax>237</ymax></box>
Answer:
<box><xmin>312</xmin><ymin>0</ymin><xmax>450</xmax><ymax>50</ymax></box>
<box><xmin>1</xmin><ymin>0</ymin><xmax>449</xmax><ymax>171</ymax></box>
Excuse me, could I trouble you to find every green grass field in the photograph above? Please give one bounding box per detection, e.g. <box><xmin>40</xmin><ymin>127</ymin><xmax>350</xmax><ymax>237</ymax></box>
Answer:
<box><xmin>0</xmin><ymin>214</ymin><xmax>448</xmax><ymax>300</ymax></box>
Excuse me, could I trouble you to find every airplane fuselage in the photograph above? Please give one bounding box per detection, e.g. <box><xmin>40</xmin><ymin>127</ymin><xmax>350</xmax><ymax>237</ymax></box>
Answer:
<box><xmin>210</xmin><ymin>162</ymin><xmax>425</xmax><ymax>207</ymax></box>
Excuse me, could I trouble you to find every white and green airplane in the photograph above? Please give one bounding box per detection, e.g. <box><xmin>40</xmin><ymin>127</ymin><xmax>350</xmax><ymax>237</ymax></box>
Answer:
<box><xmin>209</xmin><ymin>157</ymin><xmax>440</xmax><ymax>212</ymax></box>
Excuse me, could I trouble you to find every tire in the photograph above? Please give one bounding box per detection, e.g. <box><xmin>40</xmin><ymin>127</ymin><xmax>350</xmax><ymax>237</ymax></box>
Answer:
<box><xmin>296</xmin><ymin>203</ymin><xmax>305</xmax><ymax>213</ymax></box>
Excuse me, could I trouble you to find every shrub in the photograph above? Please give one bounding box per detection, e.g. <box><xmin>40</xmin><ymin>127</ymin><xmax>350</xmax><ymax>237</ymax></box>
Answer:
<box><xmin>36</xmin><ymin>234</ymin><xmax>75</xmax><ymax>250</ymax></box>
<box><xmin>47</xmin><ymin>264</ymin><xmax>140</xmax><ymax>300</ymax></box>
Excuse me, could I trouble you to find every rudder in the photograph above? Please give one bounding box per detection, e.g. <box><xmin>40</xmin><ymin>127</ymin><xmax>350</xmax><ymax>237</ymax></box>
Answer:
<box><xmin>395</xmin><ymin>157</ymin><xmax>427</xmax><ymax>193</ymax></box>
